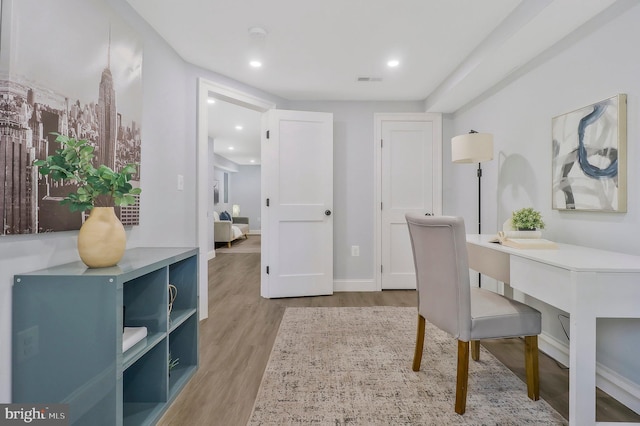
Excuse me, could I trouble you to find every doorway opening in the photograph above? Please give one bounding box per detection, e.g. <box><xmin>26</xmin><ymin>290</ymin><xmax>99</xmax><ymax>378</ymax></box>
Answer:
<box><xmin>208</xmin><ymin>98</ymin><xmax>262</xmax><ymax>254</ymax></box>
<box><xmin>196</xmin><ymin>78</ymin><xmax>275</xmax><ymax>319</ymax></box>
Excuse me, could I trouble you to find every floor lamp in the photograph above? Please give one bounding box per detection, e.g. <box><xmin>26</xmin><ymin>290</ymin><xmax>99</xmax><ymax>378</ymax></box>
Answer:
<box><xmin>451</xmin><ymin>130</ymin><xmax>494</xmax><ymax>287</ymax></box>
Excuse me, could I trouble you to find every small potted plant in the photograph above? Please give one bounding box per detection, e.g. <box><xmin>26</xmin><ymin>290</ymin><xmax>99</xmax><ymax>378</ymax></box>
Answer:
<box><xmin>34</xmin><ymin>133</ymin><xmax>141</xmax><ymax>268</ymax></box>
<box><xmin>511</xmin><ymin>207</ymin><xmax>545</xmax><ymax>231</ymax></box>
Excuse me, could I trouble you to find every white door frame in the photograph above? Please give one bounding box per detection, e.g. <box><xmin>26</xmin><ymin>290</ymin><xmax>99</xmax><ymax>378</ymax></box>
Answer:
<box><xmin>196</xmin><ymin>78</ymin><xmax>276</xmax><ymax>319</ymax></box>
<box><xmin>373</xmin><ymin>113</ymin><xmax>443</xmax><ymax>291</ymax></box>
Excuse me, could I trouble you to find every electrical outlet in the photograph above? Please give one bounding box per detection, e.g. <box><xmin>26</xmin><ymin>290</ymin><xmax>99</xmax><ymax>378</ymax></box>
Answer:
<box><xmin>16</xmin><ymin>325</ymin><xmax>39</xmax><ymax>361</ymax></box>
<box><xmin>351</xmin><ymin>245</ymin><xmax>360</xmax><ymax>257</ymax></box>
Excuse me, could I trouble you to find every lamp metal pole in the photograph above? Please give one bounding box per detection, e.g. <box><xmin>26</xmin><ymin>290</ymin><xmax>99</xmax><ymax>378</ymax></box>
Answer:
<box><xmin>477</xmin><ymin>162</ymin><xmax>482</xmax><ymax>288</ymax></box>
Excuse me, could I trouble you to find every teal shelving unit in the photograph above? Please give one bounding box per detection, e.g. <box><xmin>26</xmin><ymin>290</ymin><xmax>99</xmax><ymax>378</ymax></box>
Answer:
<box><xmin>12</xmin><ymin>247</ymin><xmax>199</xmax><ymax>426</ymax></box>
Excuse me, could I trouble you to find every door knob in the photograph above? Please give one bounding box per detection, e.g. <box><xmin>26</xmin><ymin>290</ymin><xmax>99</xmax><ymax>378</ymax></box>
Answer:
<box><xmin>325</xmin><ymin>210</ymin><xmax>332</xmax><ymax>216</ymax></box>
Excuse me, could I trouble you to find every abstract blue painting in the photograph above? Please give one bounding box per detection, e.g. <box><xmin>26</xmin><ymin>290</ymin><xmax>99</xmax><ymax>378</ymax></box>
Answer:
<box><xmin>552</xmin><ymin>94</ymin><xmax>627</xmax><ymax>212</ymax></box>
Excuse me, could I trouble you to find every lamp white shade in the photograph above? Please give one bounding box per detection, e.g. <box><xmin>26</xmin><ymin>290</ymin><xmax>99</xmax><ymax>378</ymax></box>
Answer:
<box><xmin>451</xmin><ymin>132</ymin><xmax>494</xmax><ymax>163</ymax></box>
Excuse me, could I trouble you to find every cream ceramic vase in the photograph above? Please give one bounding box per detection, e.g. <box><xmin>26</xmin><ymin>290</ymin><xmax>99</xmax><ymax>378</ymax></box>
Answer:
<box><xmin>77</xmin><ymin>207</ymin><xmax>126</xmax><ymax>268</ymax></box>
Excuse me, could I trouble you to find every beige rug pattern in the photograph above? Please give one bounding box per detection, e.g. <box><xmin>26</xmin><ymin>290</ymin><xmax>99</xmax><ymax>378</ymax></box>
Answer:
<box><xmin>248</xmin><ymin>307</ymin><xmax>567</xmax><ymax>425</ymax></box>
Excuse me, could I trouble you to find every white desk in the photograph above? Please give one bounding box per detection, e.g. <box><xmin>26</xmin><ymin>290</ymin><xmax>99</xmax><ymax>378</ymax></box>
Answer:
<box><xmin>466</xmin><ymin>234</ymin><xmax>640</xmax><ymax>426</ymax></box>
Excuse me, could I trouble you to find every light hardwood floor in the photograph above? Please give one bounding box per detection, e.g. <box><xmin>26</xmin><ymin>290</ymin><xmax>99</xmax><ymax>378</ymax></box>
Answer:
<box><xmin>158</xmin><ymin>248</ymin><xmax>640</xmax><ymax>425</ymax></box>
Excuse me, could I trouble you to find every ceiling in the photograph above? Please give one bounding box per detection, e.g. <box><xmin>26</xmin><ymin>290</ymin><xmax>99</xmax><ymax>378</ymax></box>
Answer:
<box><xmin>206</xmin><ymin>98</ymin><xmax>262</xmax><ymax>165</ymax></box>
<box><xmin>126</xmin><ymin>0</ymin><xmax>618</xmax><ymax>164</ymax></box>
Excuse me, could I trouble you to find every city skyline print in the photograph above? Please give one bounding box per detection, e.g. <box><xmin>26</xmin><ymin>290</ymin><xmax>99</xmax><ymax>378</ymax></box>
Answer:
<box><xmin>0</xmin><ymin>0</ymin><xmax>143</xmax><ymax>235</ymax></box>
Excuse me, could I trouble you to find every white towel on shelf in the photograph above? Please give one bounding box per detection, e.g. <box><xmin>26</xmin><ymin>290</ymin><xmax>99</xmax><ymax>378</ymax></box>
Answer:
<box><xmin>123</xmin><ymin>326</ymin><xmax>148</xmax><ymax>352</ymax></box>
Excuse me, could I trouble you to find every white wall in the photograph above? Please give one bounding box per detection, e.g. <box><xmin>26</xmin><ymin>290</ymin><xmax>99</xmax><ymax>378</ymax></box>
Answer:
<box><xmin>207</xmin><ymin>138</ymin><xmax>215</xmax><ymax>254</ymax></box>
<box><xmin>5</xmin><ymin>0</ymin><xmax>639</xmax><ymax>409</ymax></box>
<box><xmin>213</xmin><ymin>168</ymin><xmax>231</xmax><ymax>214</ymax></box>
<box><xmin>286</xmin><ymin>101</ymin><xmax>424</xmax><ymax>280</ymax></box>
<box><xmin>0</xmin><ymin>0</ymin><xmax>199</xmax><ymax>402</ymax></box>
<box><xmin>448</xmin><ymin>1</ymin><xmax>640</xmax><ymax>391</ymax></box>
<box><xmin>230</xmin><ymin>165</ymin><xmax>262</xmax><ymax>232</ymax></box>
<box><xmin>1</xmin><ymin>0</ymin><xmax>284</xmax><ymax>404</ymax></box>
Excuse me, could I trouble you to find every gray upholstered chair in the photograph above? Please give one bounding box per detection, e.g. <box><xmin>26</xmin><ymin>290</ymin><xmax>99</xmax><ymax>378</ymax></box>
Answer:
<box><xmin>405</xmin><ymin>214</ymin><xmax>541</xmax><ymax>415</ymax></box>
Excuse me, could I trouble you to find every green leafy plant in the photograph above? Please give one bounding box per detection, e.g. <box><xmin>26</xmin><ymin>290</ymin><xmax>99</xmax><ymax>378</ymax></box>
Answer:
<box><xmin>34</xmin><ymin>133</ymin><xmax>141</xmax><ymax>212</ymax></box>
<box><xmin>511</xmin><ymin>207</ymin><xmax>545</xmax><ymax>230</ymax></box>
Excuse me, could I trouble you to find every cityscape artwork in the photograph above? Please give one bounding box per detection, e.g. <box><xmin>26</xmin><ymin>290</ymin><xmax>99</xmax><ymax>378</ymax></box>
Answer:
<box><xmin>0</xmin><ymin>0</ymin><xmax>143</xmax><ymax>235</ymax></box>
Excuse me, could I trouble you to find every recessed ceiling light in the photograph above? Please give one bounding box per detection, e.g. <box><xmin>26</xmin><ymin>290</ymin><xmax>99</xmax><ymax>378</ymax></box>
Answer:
<box><xmin>235</xmin><ymin>125</ymin><xmax>243</xmax><ymax>130</ymax></box>
<box><xmin>207</xmin><ymin>98</ymin><xmax>216</xmax><ymax>104</ymax></box>
<box><xmin>250</xmin><ymin>159</ymin><xmax>256</xmax><ymax>163</ymax></box>
<box><xmin>228</xmin><ymin>146</ymin><xmax>235</xmax><ymax>151</ymax></box>
<box><xmin>249</xmin><ymin>60</ymin><xmax>262</xmax><ymax>68</ymax></box>
<box><xmin>387</xmin><ymin>59</ymin><xmax>400</xmax><ymax>68</ymax></box>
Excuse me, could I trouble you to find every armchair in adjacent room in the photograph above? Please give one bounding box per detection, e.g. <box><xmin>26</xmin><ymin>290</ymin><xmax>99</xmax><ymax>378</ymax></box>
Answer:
<box><xmin>213</xmin><ymin>211</ymin><xmax>249</xmax><ymax>247</ymax></box>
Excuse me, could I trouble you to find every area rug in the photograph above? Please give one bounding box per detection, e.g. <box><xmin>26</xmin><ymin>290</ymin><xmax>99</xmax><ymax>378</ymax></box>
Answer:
<box><xmin>248</xmin><ymin>307</ymin><xmax>567</xmax><ymax>425</ymax></box>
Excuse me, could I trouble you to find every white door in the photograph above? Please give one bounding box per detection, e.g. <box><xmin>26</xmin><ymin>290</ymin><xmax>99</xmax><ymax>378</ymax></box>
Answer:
<box><xmin>377</xmin><ymin>114</ymin><xmax>442</xmax><ymax>290</ymax></box>
<box><xmin>261</xmin><ymin>109</ymin><xmax>334</xmax><ymax>298</ymax></box>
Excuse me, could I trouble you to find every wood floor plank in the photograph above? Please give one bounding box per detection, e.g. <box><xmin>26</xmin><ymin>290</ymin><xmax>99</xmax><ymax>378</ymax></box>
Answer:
<box><xmin>158</xmin><ymin>247</ymin><xmax>640</xmax><ymax>425</ymax></box>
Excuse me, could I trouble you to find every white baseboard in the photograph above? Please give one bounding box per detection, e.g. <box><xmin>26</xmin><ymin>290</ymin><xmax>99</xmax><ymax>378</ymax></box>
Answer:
<box><xmin>539</xmin><ymin>332</ymin><xmax>640</xmax><ymax>415</ymax></box>
<box><xmin>596</xmin><ymin>361</ymin><xmax>640</xmax><ymax>414</ymax></box>
<box><xmin>538</xmin><ymin>331</ymin><xmax>569</xmax><ymax>367</ymax></box>
<box><xmin>249</xmin><ymin>229</ymin><xmax>261</xmax><ymax>235</ymax></box>
<box><xmin>333</xmin><ymin>279</ymin><xmax>377</xmax><ymax>292</ymax></box>
<box><xmin>207</xmin><ymin>250</ymin><xmax>216</xmax><ymax>260</ymax></box>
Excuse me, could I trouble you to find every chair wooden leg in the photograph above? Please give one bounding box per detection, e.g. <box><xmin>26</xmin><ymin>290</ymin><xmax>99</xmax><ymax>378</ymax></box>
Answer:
<box><xmin>227</xmin><ymin>242</ymin><xmax>231</xmax><ymax>248</ymax></box>
<box><xmin>412</xmin><ymin>315</ymin><xmax>426</xmax><ymax>371</ymax></box>
<box><xmin>455</xmin><ymin>340</ymin><xmax>470</xmax><ymax>415</ymax></box>
<box><xmin>524</xmin><ymin>335</ymin><xmax>540</xmax><ymax>401</ymax></box>
<box><xmin>471</xmin><ymin>340</ymin><xmax>480</xmax><ymax>361</ymax></box>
